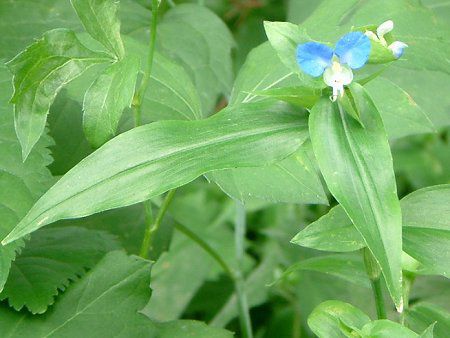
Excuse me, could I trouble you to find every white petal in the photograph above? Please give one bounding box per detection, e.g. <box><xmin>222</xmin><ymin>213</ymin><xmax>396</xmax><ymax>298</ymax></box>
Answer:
<box><xmin>377</xmin><ymin>20</ymin><xmax>394</xmax><ymax>39</ymax></box>
<box><xmin>388</xmin><ymin>41</ymin><xmax>408</xmax><ymax>58</ymax></box>
<box><xmin>364</xmin><ymin>30</ymin><xmax>379</xmax><ymax>41</ymax></box>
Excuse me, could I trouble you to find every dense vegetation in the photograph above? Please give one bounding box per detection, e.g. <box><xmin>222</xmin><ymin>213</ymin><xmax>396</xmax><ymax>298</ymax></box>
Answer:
<box><xmin>0</xmin><ymin>0</ymin><xmax>448</xmax><ymax>337</ymax></box>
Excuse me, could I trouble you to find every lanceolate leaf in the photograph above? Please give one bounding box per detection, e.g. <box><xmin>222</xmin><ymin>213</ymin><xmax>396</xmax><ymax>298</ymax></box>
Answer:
<box><xmin>309</xmin><ymin>84</ymin><xmax>403</xmax><ymax>309</ymax></box>
<box><xmin>2</xmin><ymin>101</ymin><xmax>307</xmax><ymax>243</ymax></box>
<box><xmin>7</xmin><ymin>29</ymin><xmax>110</xmax><ymax>159</ymax></box>
<box><xmin>83</xmin><ymin>56</ymin><xmax>139</xmax><ymax>147</ymax></box>
<box><xmin>0</xmin><ymin>63</ymin><xmax>54</xmax><ymax>292</ymax></box>
<box><xmin>0</xmin><ymin>227</ymin><xmax>120</xmax><ymax>314</ymax></box>
<box><xmin>70</xmin><ymin>0</ymin><xmax>125</xmax><ymax>59</ymax></box>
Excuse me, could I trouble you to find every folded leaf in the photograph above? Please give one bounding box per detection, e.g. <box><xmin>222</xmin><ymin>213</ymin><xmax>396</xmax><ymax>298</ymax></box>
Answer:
<box><xmin>309</xmin><ymin>84</ymin><xmax>403</xmax><ymax>309</ymax></box>
<box><xmin>7</xmin><ymin>29</ymin><xmax>110</xmax><ymax>159</ymax></box>
<box><xmin>71</xmin><ymin>0</ymin><xmax>125</xmax><ymax>59</ymax></box>
<box><xmin>2</xmin><ymin>101</ymin><xmax>307</xmax><ymax>243</ymax></box>
<box><xmin>83</xmin><ymin>56</ymin><xmax>139</xmax><ymax>147</ymax></box>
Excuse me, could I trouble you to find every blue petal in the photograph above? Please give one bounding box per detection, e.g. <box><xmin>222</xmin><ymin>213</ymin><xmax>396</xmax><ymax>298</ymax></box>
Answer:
<box><xmin>335</xmin><ymin>32</ymin><xmax>371</xmax><ymax>69</ymax></box>
<box><xmin>296</xmin><ymin>42</ymin><xmax>333</xmax><ymax>77</ymax></box>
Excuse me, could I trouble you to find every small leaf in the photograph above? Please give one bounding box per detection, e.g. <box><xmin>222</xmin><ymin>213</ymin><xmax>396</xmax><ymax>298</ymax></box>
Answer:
<box><xmin>71</xmin><ymin>0</ymin><xmax>125</xmax><ymax>59</ymax></box>
<box><xmin>2</xmin><ymin>101</ymin><xmax>307</xmax><ymax>243</ymax></box>
<box><xmin>291</xmin><ymin>205</ymin><xmax>365</xmax><ymax>252</ymax></box>
<box><xmin>360</xmin><ymin>320</ymin><xmax>419</xmax><ymax>338</ymax></box>
<box><xmin>405</xmin><ymin>303</ymin><xmax>450</xmax><ymax>338</ymax></box>
<box><xmin>6</xmin><ymin>29</ymin><xmax>110</xmax><ymax>159</ymax></box>
<box><xmin>83</xmin><ymin>56</ymin><xmax>139</xmax><ymax>147</ymax></box>
<box><xmin>309</xmin><ymin>83</ymin><xmax>403</xmax><ymax>309</ymax></box>
<box><xmin>0</xmin><ymin>227</ymin><xmax>120</xmax><ymax>314</ymax></box>
<box><xmin>308</xmin><ymin>300</ymin><xmax>371</xmax><ymax>338</ymax></box>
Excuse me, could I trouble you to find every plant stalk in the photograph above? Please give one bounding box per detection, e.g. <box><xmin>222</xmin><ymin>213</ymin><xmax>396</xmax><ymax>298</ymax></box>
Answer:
<box><xmin>235</xmin><ymin>201</ymin><xmax>253</xmax><ymax>338</ymax></box>
<box><xmin>139</xmin><ymin>189</ymin><xmax>176</xmax><ymax>258</ymax></box>
<box><xmin>363</xmin><ymin>248</ymin><xmax>387</xmax><ymax>319</ymax></box>
<box><xmin>133</xmin><ymin>0</ymin><xmax>160</xmax><ymax>127</ymax></box>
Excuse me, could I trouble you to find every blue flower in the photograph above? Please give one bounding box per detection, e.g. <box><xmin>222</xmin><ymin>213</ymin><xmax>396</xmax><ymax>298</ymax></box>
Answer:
<box><xmin>296</xmin><ymin>32</ymin><xmax>371</xmax><ymax>101</ymax></box>
<box><xmin>365</xmin><ymin>20</ymin><xmax>408</xmax><ymax>59</ymax></box>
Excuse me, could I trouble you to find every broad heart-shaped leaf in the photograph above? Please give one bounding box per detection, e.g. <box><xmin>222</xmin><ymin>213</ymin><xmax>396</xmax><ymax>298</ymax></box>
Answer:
<box><xmin>2</xmin><ymin>101</ymin><xmax>307</xmax><ymax>243</ymax></box>
<box><xmin>405</xmin><ymin>302</ymin><xmax>450</xmax><ymax>338</ymax></box>
<box><xmin>0</xmin><ymin>251</ymin><xmax>233</xmax><ymax>337</ymax></box>
<box><xmin>71</xmin><ymin>0</ymin><xmax>125</xmax><ymax>59</ymax></box>
<box><xmin>308</xmin><ymin>300</ymin><xmax>371</xmax><ymax>338</ymax></box>
<box><xmin>6</xmin><ymin>28</ymin><xmax>110</xmax><ymax>159</ymax></box>
<box><xmin>0</xmin><ymin>227</ymin><xmax>120</xmax><ymax>314</ymax></box>
<box><xmin>293</xmin><ymin>185</ymin><xmax>450</xmax><ymax>277</ymax></box>
<box><xmin>365</xmin><ymin>77</ymin><xmax>435</xmax><ymax>139</ymax></box>
<box><xmin>0</xmin><ymin>63</ymin><xmax>54</xmax><ymax>292</ymax></box>
<box><xmin>153</xmin><ymin>4</ymin><xmax>234</xmax><ymax>114</ymax></box>
<box><xmin>309</xmin><ymin>84</ymin><xmax>403</xmax><ymax>309</ymax></box>
<box><xmin>263</xmin><ymin>21</ymin><xmax>326</xmax><ymax>89</ymax></box>
<box><xmin>83</xmin><ymin>56</ymin><xmax>139</xmax><ymax>147</ymax></box>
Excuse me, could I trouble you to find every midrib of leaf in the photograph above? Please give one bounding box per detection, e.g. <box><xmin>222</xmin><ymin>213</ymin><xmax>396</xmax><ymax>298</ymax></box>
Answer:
<box><xmin>23</xmin><ymin>120</ymin><xmax>304</xmax><ymax>227</ymax></box>
<box><xmin>274</xmin><ymin>162</ymin><xmax>323</xmax><ymax>200</ymax></box>
<box><xmin>242</xmin><ymin>71</ymin><xmax>294</xmax><ymax>104</ymax></box>
<box><xmin>337</xmin><ymin>103</ymin><xmax>400</xmax><ymax>305</ymax></box>
<box><xmin>42</xmin><ymin>264</ymin><xmax>148</xmax><ymax>337</ymax></box>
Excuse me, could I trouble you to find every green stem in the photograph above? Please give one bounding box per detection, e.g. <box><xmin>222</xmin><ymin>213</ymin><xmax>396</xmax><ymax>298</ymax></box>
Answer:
<box><xmin>363</xmin><ymin>248</ymin><xmax>386</xmax><ymax>319</ymax></box>
<box><xmin>174</xmin><ymin>222</ymin><xmax>235</xmax><ymax>280</ymax></box>
<box><xmin>235</xmin><ymin>201</ymin><xmax>253</xmax><ymax>338</ymax></box>
<box><xmin>371</xmin><ymin>278</ymin><xmax>387</xmax><ymax>319</ymax></box>
<box><xmin>139</xmin><ymin>189</ymin><xmax>176</xmax><ymax>258</ymax></box>
<box><xmin>133</xmin><ymin>0</ymin><xmax>160</xmax><ymax>127</ymax></box>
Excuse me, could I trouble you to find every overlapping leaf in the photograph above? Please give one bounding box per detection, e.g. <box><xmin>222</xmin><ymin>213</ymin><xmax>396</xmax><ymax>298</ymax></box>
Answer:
<box><xmin>2</xmin><ymin>101</ymin><xmax>307</xmax><ymax>243</ymax></box>
<box><xmin>309</xmin><ymin>84</ymin><xmax>403</xmax><ymax>309</ymax></box>
<box><xmin>0</xmin><ymin>64</ymin><xmax>53</xmax><ymax>292</ymax></box>
<box><xmin>7</xmin><ymin>29</ymin><xmax>110</xmax><ymax>159</ymax></box>
<box><xmin>0</xmin><ymin>227</ymin><xmax>120</xmax><ymax>314</ymax></box>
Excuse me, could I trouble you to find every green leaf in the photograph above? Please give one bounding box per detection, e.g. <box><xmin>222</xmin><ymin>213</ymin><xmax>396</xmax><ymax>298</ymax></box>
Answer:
<box><xmin>309</xmin><ymin>84</ymin><xmax>403</xmax><ymax>309</ymax></box>
<box><xmin>292</xmin><ymin>205</ymin><xmax>365</xmax><ymax>252</ymax></box>
<box><xmin>420</xmin><ymin>323</ymin><xmax>436</xmax><ymax>338</ymax></box>
<box><xmin>209</xmin><ymin>143</ymin><xmax>328</xmax><ymax>205</ymax></box>
<box><xmin>401</xmin><ymin>185</ymin><xmax>450</xmax><ymax>277</ymax></box>
<box><xmin>0</xmin><ymin>63</ymin><xmax>54</xmax><ymax>292</ymax></box>
<box><xmin>123</xmin><ymin>36</ymin><xmax>203</xmax><ymax>122</ymax></box>
<box><xmin>7</xmin><ymin>28</ymin><xmax>110</xmax><ymax>159</ymax></box>
<box><xmin>70</xmin><ymin>0</ymin><xmax>125</xmax><ymax>59</ymax></box>
<box><xmin>157</xmin><ymin>320</ymin><xmax>233</xmax><ymax>338</ymax></box>
<box><xmin>155</xmin><ymin>4</ymin><xmax>234</xmax><ymax>113</ymax></box>
<box><xmin>0</xmin><ymin>250</ymin><xmax>232</xmax><ymax>337</ymax></box>
<box><xmin>279</xmin><ymin>253</ymin><xmax>370</xmax><ymax>288</ymax></box>
<box><xmin>2</xmin><ymin>101</ymin><xmax>307</xmax><ymax>243</ymax></box>
<box><xmin>365</xmin><ymin>77</ymin><xmax>435</xmax><ymax>139</ymax></box>
<box><xmin>405</xmin><ymin>303</ymin><xmax>450</xmax><ymax>338</ymax></box>
<box><xmin>294</xmin><ymin>185</ymin><xmax>450</xmax><ymax>277</ymax></box>
<box><xmin>263</xmin><ymin>21</ymin><xmax>325</xmax><ymax>88</ymax></box>
<box><xmin>308</xmin><ymin>300</ymin><xmax>371</xmax><ymax>338</ymax></box>
<box><xmin>0</xmin><ymin>227</ymin><xmax>120</xmax><ymax>314</ymax></box>
<box><xmin>254</xmin><ymin>86</ymin><xmax>322</xmax><ymax>109</ymax></box>
<box><xmin>360</xmin><ymin>320</ymin><xmax>419</xmax><ymax>338</ymax></box>
<box><xmin>229</xmin><ymin>42</ymin><xmax>300</xmax><ymax>106</ymax></box>
<box><xmin>83</xmin><ymin>56</ymin><xmax>139</xmax><ymax>147</ymax></box>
